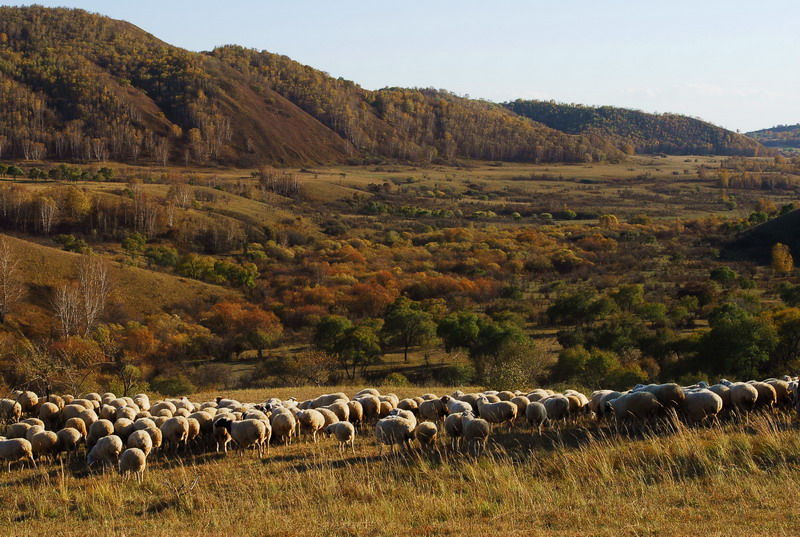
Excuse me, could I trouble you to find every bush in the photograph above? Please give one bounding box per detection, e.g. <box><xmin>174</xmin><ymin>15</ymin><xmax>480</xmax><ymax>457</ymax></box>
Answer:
<box><xmin>149</xmin><ymin>375</ymin><xmax>197</xmax><ymax>397</ymax></box>
<box><xmin>436</xmin><ymin>364</ymin><xmax>475</xmax><ymax>386</ymax></box>
<box><xmin>383</xmin><ymin>372</ymin><xmax>411</xmax><ymax>387</ymax></box>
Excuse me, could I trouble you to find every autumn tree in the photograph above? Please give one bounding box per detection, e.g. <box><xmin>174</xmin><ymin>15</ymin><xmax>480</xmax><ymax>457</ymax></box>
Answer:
<box><xmin>202</xmin><ymin>302</ymin><xmax>283</xmax><ymax>359</ymax></box>
<box><xmin>771</xmin><ymin>243</ymin><xmax>794</xmax><ymax>274</ymax></box>
<box><xmin>0</xmin><ymin>236</ymin><xmax>25</xmax><ymax>323</ymax></box>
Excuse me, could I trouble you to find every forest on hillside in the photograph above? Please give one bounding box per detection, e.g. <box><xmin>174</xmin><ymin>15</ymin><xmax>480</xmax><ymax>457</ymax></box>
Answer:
<box><xmin>0</xmin><ymin>6</ymin><xmax>771</xmax><ymax>169</ymax></box>
<box><xmin>506</xmin><ymin>100</ymin><xmax>774</xmax><ymax>157</ymax></box>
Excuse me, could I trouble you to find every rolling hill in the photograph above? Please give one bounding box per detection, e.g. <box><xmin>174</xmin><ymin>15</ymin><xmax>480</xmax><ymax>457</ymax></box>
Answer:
<box><xmin>505</xmin><ymin>100</ymin><xmax>774</xmax><ymax>157</ymax></box>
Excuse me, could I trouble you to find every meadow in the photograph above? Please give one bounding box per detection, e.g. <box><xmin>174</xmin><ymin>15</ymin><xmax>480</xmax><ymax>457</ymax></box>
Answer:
<box><xmin>1</xmin><ymin>400</ymin><xmax>798</xmax><ymax>536</ymax></box>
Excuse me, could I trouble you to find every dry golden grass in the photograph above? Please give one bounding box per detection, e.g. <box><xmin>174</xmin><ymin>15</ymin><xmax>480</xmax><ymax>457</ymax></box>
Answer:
<box><xmin>4</xmin><ymin>234</ymin><xmax>237</xmax><ymax>336</ymax></box>
<box><xmin>1</xmin><ymin>409</ymin><xmax>798</xmax><ymax>536</ymax></box>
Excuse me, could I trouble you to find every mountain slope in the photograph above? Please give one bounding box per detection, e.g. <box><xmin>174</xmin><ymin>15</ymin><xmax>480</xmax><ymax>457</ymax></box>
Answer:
<box><xmin>0</xmin><ymin>7</ymin><xmax>622</xmax><ymax>166</ymax></box>
<box><xmin>505</xmin><ymin>100</ymin><xmax>774</xmax><ymax>157</ymax></box>
<box><xmin>0</xmin><ymin>6</ymin><xmax>350</xmax><ymax>166</ymax></box>
<box><xmin>209</xmin><ymin>46</ymin><xmax>623</xmax><ymax>163</ymax></box>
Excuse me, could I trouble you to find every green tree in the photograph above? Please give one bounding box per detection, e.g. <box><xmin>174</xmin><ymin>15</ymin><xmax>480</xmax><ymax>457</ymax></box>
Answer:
<box><xmin>122</xmin><ymin>232</ymin><xmax>147</xmax><ymax>263</ymax></box>
<box><xmin>701</xmin><ymin>304</ymin><xmax>777</xmax><ymax>378</ymax></box>
<box><xmin>381</xmin><ymin>297</ymin><xmax>437</xmax><ymax>362</ymax></box>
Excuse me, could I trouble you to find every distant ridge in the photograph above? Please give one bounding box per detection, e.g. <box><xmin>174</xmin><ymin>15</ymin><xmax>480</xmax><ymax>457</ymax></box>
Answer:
<box><xmin>505</xmin><ymin>100</ymin><xmax>774</xmax><ymax>157</ymax></box>
<box><xmin>746</xmin><ymin>124</ymin><xmax>800</xmax><ymax>153</ymax></box>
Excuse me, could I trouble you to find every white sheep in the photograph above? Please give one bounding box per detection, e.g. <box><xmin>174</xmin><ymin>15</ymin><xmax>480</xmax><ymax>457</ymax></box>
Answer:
<box><xmin>30</xmin><ymin>430</ymin><xmax>59</xmax><ymax>462</ymax></box>
<box><xmin>87</xmin><ymin>435</ymin><xmax>123</xmax><ymax>470</ymax></box>
<box><xmin>38</xmin><ymin>402</ymin><xmax>61</xmax><ymax>429</ymax></box>
<box><xmin>346</xmin><ymin>400</ymin><xmax>364</xmax><ymax>429</ymax></box>
<box><xmin>444</xmin><ymin>413</ymin><xmax>463</xmax><ymax>450</ymax></box>
<box><xmin>126</xmin><ymin>429</ymin><xmax>154</xmax><ymax>457</ymax></box>
<box><xmin>119</xmin><ymin>448</ymin><xmax>146</xmax><ymax>483</ymax></box>
<box><xmin>310</xmin><ymin>393</ymin><xmax>350</xmax><ymax>408</ymax></box>
<box><xmin>269</xmin><ymin>408</ymin><xmax>297</xmax><ymax>446</ymax></box>
<box><xmin>388</xmin><ymin>408</ymin><xmax>417</xmax><ymax>429</ymax></box>
<box><xmin>708</xmin><ymin>384</ymin><xmax>731</xmax><ymax>411</ymax></box>
<box><xmin>56</xmin><ymin>428</ymin><xmax>84</xmax><ymax>461</ymax></box>
<box><xmin>414</xmin><ymin>421</ymin><xmax>438</xmax><ymax>450</ymax></box>
<box><xmin>14</xmin><ymin>391</ymin><xmax>38</xmax><ymax>413</ymax></box>
<box><xmin>730</xmin><ymin>383</ymin><xmax>759</xmax><ymax>412</ymax></box>
<box><xmin>325</xmin><ymin>421</ymin><xmax>356</xmax><ymax>454</ymax></box>
<box><xmin>375</xmin><ymin>416</ymin><xmax>415</xmax><ymax>456</ymax></box>
<box><xmin>418</xmin><ymin>397</ymin><xmax>450</xmax><ymax>422</ymax></box>
<box><xmin>631</xmin><ymin>383</ymin><xmax>686</xmax><ymax>410</ymax></box>
<box><xmin>296</xmin><ymin>409</ymin><xmax>326</xmax><ymax>443</ymax></box>
<box><xmin>397</xmin><ymin>398</ymin><xmax>419</xmax><ymax>414</ymax></box>
<box><xmin>87</xmin><ymin>419</ymin><xmax>114</xmax><ymax>448</ymax></box>
<box><xmin>460</xmin><ymin>411</ymin><xmax>491</xmax><ymax>456</ymax></box>
<box><xmin>509</xmin><ymin>396</ymin><xmax>531</xmax><ymax>422</ymax></box>
<box><xmin>354</xmin><ymin>395</ymin><xmax>381</xmax><ymax>424</ymax></box>
<box><xmin>476</xmin><ymin>396</ymin><xmax>517</xmax><ymax>429</ymax></box>
<box><xmin>215</xmin><ymin>417</ymin><xmax>269</xmax><ymax>457</ymax></box>
<box><xmin>64</xmin><ymin>417</ymin><xmax>87</xmax><ymax>438</ymax></box>
<box><xmin>322</xmin><ymin>400</ymin><xmax>350</xmax><ymax>422</ymax></box>
<box><xmin>160</xmin><ymin>417</ymin><xmax>189</xmax><ymax>454</ymax></box>
<box><xmin>606</xmin><ymin>391</ymin><xmax>662</xmax><ymax>428</ymax></box>
<box><xmin>0</xmin><ymin>438</ymin><xmax>36</xmax><ymax>470</ymax></box>
<box><xmin>0</xmin><ymin>398</ymin><xmax>22</xmax><ymax>424</ymax></box>
<box><xmin>683</xmin><ymin>389</ymin><xmax>723</xmax><ymax>424</ymax></box>
<box><xmin>542</xmin><ymin>396</ymin><xmax>570</xmax><ymax>427</ymax></box>
<box><xmin>525</xmin><ymin>401</ymin><xmax>548</xmax><ymax>434</ymax></box>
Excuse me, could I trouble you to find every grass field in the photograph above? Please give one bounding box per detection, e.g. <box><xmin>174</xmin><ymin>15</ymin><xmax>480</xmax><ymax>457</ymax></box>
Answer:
<box><xmin>1</xmin><ymin>407</ymin><xmax>798</xmax><ymax>536</ymax></box>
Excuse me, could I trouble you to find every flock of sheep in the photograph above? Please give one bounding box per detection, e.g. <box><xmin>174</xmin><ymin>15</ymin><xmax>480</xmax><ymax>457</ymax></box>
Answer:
<box><xmin>0</xmin><ymin>375</ymin><xmax>797</xmax><ymax>480</ymax></box>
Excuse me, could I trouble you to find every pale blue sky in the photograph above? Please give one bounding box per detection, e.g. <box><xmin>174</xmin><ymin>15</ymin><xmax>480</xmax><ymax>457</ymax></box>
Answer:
<box><xmin>3</xmin><ymin>1</ymin><xmax>798</xmax><ymax>132</ymax></box>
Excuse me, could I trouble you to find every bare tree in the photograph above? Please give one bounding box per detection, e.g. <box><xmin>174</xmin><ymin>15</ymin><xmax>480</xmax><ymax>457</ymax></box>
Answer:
<box><xmin>52</xmin><ymin>282</ymin><xmax>80</xmax><ymax>338</ymax></box>
<box><xmin>78</xmin><ymin>254</ymin><xmax>111</xmax><ymax>335</ymax></box>
<box><xmin>0</xmin><ymin>236</ymin><xmax>25</xmax><ymax>323</ymax></box>
<box><xmin>37</xmin><ymin>196</ymin><xmax>58</xmax><ymax>234</ymax></box>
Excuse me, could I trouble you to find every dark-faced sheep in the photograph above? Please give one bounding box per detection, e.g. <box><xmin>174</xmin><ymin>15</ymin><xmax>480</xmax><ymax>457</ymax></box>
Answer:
<box><xmin>326</xmin><ymin>421</ymin><xmax>356</xmax><ymax>454</ymax></box>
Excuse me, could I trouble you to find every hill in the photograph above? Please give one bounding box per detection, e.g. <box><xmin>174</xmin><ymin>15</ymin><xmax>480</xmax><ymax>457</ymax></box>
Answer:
<box><xmin>747</xmin><ymin>124</ymin><xmax>800</xmax><ymax>153</ymax></box>
<box><xmin>1</xmin><ymin>232</ymin><xmax>237</xmax><ymax>339</ymax></box>
<box><xmin>0</xmin><ymin>7</ymin><xmax>624</xmax><ymax>167</ymax></box>
<box><xmin>505</xmin><ymin>100</ymin><xmax>774</xmax><ymax>157</ymax></box>
<box><xmin>723</xmin><ymin>208</ymin><xmax>800</xmax><ymax>265</ymax></box>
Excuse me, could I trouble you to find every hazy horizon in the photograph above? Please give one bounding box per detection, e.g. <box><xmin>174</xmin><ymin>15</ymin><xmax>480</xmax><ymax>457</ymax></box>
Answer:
<box><xmin>3</xmin><ymin>0</ymin><xmax>798</xmax><ymax>133</ymax></box>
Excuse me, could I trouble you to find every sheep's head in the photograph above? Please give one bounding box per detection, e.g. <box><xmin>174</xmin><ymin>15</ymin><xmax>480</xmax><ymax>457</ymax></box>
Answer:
<box><xmin>213</xmin><ymin>417</ymin><xmax>233</xmax><ymax>431</ymax></box>
<box><xmin>440</xmin><ymin>395</ymin><xmax>452</xmax><ymax>405</ymax></box>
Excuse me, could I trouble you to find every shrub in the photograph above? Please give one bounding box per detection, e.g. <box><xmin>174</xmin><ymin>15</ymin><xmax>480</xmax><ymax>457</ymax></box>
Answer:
<box><xmin>436</xmin><ymin>363</ymin><xmax>475</xmax><ymax>386</ymax></box>
<box><xmin>383</xmin><ymin>372</ymin><xmax>411</xmax><ymax>387</ymax></box>
<box><xmin>149</xmin><ymin>375</ymin><xmax>197</xmax><ymax>397</ymax></box>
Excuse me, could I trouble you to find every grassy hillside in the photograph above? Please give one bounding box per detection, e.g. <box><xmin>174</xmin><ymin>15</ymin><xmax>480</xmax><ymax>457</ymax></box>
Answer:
<box><xmin>506</xmin><ymin>100</ymin><xmax>773</xmax><ymax>157</ymax></box>
<box><xmin>2</xmin><ymin>233</ymin><xmax>237</xmax><ymax>338</ymax></box>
